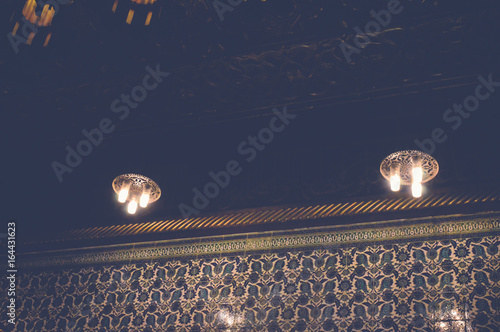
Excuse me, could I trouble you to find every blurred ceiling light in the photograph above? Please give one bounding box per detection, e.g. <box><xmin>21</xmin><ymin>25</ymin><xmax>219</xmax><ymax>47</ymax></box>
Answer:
<box><xmin>112</xmin><ymin>0</ymin><xmax>158</xmax><ymax>26</ymax></box>
<box><xmin>380</xmin><ymin>150</ymin><xmax>439</xmax><ymax>198</ymax></box>
<box><xmin>11</xmin><ymin>0</ymin><xmax>57</xmax><ymax>47</ymax></box>
<box><xmin>112</xmin><ymin>174</ymin><xmax>161</xmax><ymax>214</ymax></box>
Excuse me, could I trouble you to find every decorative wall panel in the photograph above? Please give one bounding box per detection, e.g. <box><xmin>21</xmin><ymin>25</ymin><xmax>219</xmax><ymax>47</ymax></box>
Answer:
<box><xmin>2</xmin><ymin>212</ymin><xmax>500</xmax><ymax>331</ymax></box>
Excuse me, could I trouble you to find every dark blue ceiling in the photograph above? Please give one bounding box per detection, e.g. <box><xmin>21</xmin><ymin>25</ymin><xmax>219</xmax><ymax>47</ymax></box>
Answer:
<box><xmin>1</xmin><ymin>0</ymin><xmax>499</xmax><ymax>235</ymax></box>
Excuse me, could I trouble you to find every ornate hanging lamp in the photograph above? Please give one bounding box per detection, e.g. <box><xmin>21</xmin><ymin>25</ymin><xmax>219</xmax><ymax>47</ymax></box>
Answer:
<box><xmin>380</xmin><ymin>150</ymin><xmax>439</xmax><ymax>198</ymax></box>
<box><xmin>112</xmin><ymin>174</ymin><xmax>161</xmax><ymax>214</ymax></box>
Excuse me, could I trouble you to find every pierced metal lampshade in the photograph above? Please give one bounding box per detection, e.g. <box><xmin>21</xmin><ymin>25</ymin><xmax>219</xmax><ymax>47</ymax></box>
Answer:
<box><xmin>112</xmin><ymin>173</ymin><xmax>161</xmax><ymax>214</ymax></box>
<box><xmin>380</xmin><ymin>150</ymin><xmax>439</xmax><ymax>197</ymax></box>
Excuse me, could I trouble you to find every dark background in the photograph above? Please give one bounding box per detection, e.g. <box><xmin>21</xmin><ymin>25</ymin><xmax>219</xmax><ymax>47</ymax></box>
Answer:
<box><xmin>1</xmin><ymin>0</ymin><xmax>499</xmax><ymax>236</ymax></box>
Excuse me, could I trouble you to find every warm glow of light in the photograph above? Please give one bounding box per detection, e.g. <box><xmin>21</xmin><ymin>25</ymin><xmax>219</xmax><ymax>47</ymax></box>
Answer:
<box><xmin>145</xmin><ymin>11</ymin><xmax>152</xmax><ymax>26</ymax></box>
<box><xmin>22</xmin><ymin>1</ymin><xmax>55</xmax><ymax>27</ymax></box>
<box><xmin>112</xmin><ymin>0</ymin><xmax>119</xmax><ymax>12</ymax></box>
<box><xmin>43</xmin><ymin>33</ymin><xmax>51</xmax><ymax>47</ymax></box>
<box><xmin>114</xmin><ymin>175</ymin><xmax>160</xmax><ymax>215</ymax></box>
<box><xmin>126</xmin><ymin>10</ymin><xmax>135</xmax><ymax>24</ymax></box>
<box><xmin>127</xmin><ymin>200</ymin><xmax>138</xmax><ymax>214</ymax></box>
<box><xmin>140</xmin><ymin>193</ymin><xmax>150</xmax><ymax>208</ymax></box>
<box><xmin>390</xmin><ymin>174</ymin><xmax>400</xmax><ymax>192</ymax></box>
<box><xmin>412</xmin><ymin>182</ymin><xmax>422</xmax><ymax>198</ymax></box>
<box><xmin>412</xmin><ymin>166</ymin><xmax>423</xmax><ymax>183</ymax></box>
<box><xmin>227</xmin><ymin>315</ymin><xmax>234</xmax><ymax>326</ymax></box>
<box><xmin>389</xmin><ymin>164</ymin><xmax>400</xmax><ymax>192</ymax></box>
<box><xmin>12</xmin><ymin>22</ymin><xmax>20</xmax><ymax>36</ymax></box>
<box><xmin>118</xmin><ymin>188</ymin><xmax>129</xmax><ymax>203</ymax></box>
<box><xmin>27</xmin><ymin>32</ymin><xmax>35</xmax><ymax>45</ymax></box>
<box><xmin>132</xmin><ymin>0</ymin><xmax>157</xmax><ymax>4</ymax></box>
<box><xmin>22</xmin><ymin>0</ymin><xmax>36</xmax><ymax>21</ymax></box>
<box><xmin>118</xmin><ymin>180</ymin><xmax>132</xmax><ymax>203</ymax></box>
<box><xmin>140</xmin><ymin>185</ymin><xmax>152</xmax><ymax>208</ymax></box>
<box><xmin>41</xmin><ymin>7</ymin><xmax>56</xmax><ymax>27</ymax></box>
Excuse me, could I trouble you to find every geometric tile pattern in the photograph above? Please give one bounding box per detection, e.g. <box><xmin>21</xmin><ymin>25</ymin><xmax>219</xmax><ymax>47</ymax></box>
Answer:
<box><xmin>2</xmin><ymin>214</ymin><xmax>500</xmax><ymax>331</ymax></box>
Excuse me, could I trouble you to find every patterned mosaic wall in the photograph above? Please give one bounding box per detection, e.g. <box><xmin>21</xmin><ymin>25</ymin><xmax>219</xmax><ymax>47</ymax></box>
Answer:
<box><xmin>2</xmin><ymin>213</ymin><xmax>500</xmax><ymax>331</ymax></box>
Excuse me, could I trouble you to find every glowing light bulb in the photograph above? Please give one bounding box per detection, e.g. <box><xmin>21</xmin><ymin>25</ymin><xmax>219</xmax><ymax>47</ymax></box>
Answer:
<box><xmin>139</xmin><ymin>185</ymin><xmax>152</xmax><ymax>208</ymax></box>
<box><xmin>412</xmin><ymin>182</ymin><xmax>422</xmax><ymax>198</ymax></box>
<box><xmin>127</xmin><ymin>200</ymin><xmax>138</xmax><ymax>214</ymax></box>
<box><xmin>118</xmin><ymin>180</ymin><xmax>131</xmax><ymax>203</ymax></box>
<box><xmin>227</xmin><ymin>315</ymin><xmax>234</xmax><ymax>326</ymax></box>
<box><xmin>118</xmin><ymin>188</ymin><xmax>129</xmax><ymax>203</ymax></box>
<box><xmin>390</xmin><ymin>174</ymin><xmax>401</xmax><ymax>192</ymax></box>
<box><xmin>389</xmin><ymin>164</ymin><xmax>400</xmax><ymax>191</ymax></box>
<box><xmin>140</xmin><ymin>193</ymin><xmax>150</xmax><ymax>208</ymax></box>
<box><xmin>412</xmin><ymin>166</ymin><xmax>423</xmax><ymax>183</ymax></box>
